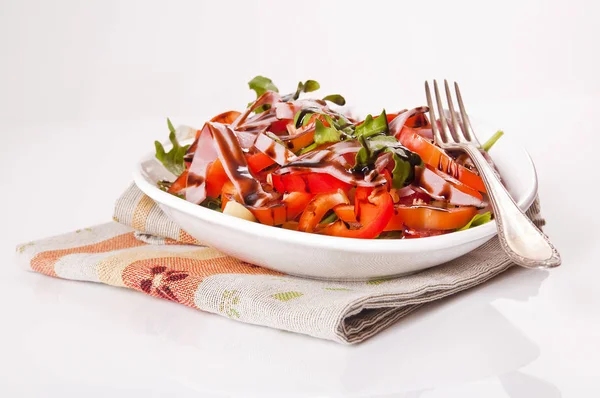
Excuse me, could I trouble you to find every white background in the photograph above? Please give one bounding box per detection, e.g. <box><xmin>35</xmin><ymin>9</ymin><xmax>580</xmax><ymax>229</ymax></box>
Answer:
<box><xmin>1</xmin><ymin>0</ymin><xmax>599</xmax><ymax>397</ymax></box>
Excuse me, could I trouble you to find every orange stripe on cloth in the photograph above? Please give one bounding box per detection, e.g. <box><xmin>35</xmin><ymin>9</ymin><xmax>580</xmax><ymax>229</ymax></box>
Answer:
<box><xmin>176</xmin><ymin>229</ymin><xmax>203</xmax><ymax>245</ymax></box>
<box><xmin>30</xmin><ymin>232</ymin><xmax>146</xmax><ymax>277</ymax></box>
<box><xmin>122</xmin><ymin>255</ymin><xmax>281</xmax><ymax>308</ymax></box>
<box><xmin>131</xmin><ymin>195</ymin><xmax>156</xmax><ymax>232</ymax></box>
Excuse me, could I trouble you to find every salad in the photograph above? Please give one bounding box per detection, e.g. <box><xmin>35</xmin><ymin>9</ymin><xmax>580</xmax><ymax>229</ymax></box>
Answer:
<box><xmin>155</xmin><ymin>77</ymin><xmax>503</xmax><ymax>239</ymax></box>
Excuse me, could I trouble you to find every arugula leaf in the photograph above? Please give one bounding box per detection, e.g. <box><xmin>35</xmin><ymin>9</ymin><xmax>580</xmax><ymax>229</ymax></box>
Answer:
<box><xmin>291</xmin><ymin>79</ymin><xmax>321</xmax><ymax>100</ymax></box>
<box><xmin>155</xmin><ymin>118</ymin><xmax>190</xmax><ymax>176</ymax></box>
<box><xmin>389</xmin><ymin>152</ymin><xmax>414</xmax><ymax>188</ymax></box>
<box><xmin>458</xmin><ymin>212</ymin><xmax>492</xmax><ymax>231</ymax></box>
<box><xmin>298</xmin><ymin>142</ymin><xmax>318</xmax><ymax>155</ymax></box>
<box><xmin>354</xmin><ymin>135</ymin><xmax>421</xmax><ymax>188</ymax></box>
<box><xmin>248</xmin><ymin>76</ymin><xmax>279</xmax><ymax>97</ymax></box>
<box><xmin>355</xmin><ymin>135</ymin><xmax>398</xmax><ymax>166</ymax></box>
<box><xmin>482</xmin><ymin>130</ymin><xmax>504</xmax><ymax>152</ymax></box>
<box><xmin>314</xmin><ymin>118</ymin><xmax>341</xmax><ymax>145</ymax></box>
<box><xmin>322</xmin><ymin>94</ymin><xmax>346</xmax><ymax>106</ymax></box>
<box><xmin>303</xmin><ymin>79</ymin><xmax>320</xmax><ymax>93</ymax></box>
<box><xmin>355</xmin><ymin>110</ymin><xmax>388</xmax><ymax>138</ymax></box>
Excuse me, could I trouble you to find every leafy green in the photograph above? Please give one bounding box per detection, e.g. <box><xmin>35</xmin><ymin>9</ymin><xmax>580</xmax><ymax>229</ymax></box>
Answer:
<box><xmin>265</xmin><ymin>131</ymin><xmax>285</xmax><ymax>146</ymax></box>
<box><xmin>319</xmin><ymin>210</ymin><xmax>339</xmax><ymax>224</ymax></box>
<box><xmin>154</xmin><ymin>118</ymin><xmax>190</xmax><ymax>176</ymax></box>
<box><xmin>458</xmin><ymin>212</ymin><xmax>492</xmax><ymax>231</ymax></box>
<box><xmin>322</xmin><ymin>94</ymin><xmax>346</xmax><ymax>106</ymax></box>
<box><xmin>355</xmin><ymin>135</ymin><xmax>398</xmax><ymax>166</ymax></box>
<box><xmin>157</xmin><ymin>180</ymin><xmax>173</xmax><ymax>192</ymax></box>
<box><xmin>201</xmin><ymin>197</ymin><xmax>223</xmax><ymax>212</ymax></box>
<box><xmin>482</xmin><ymin>130</ymin><xmax>504</xmax><ymax>152</ymax></box>
<box><xmin>354</xmin><ymin>135</ymin><xmax>421</xmax><ymax>188</ymax></box>
<box><xmin>298</xmin><ymin>142</ymin><xmax>318</xmax><ymax>155</ymax></box>
<box><xmin>291</xmin><ymin>79</ymin><xmax>321</xmax><ymax>100</ymax></box>
<box><xmin>248</xmin><ymin>76</ymin><xmax>279</xmax><ymax>97</ymax></box>
<box><xmin>377</xmin><ymin>230</ymin><xmax>404</xmax><ymax>239</ymax></box>
<box><xmin>314</xmin><ymin>118</ymin><xmax>341</xmax><ymax>145</ymax></box>
<box><xmin>355</xmin><ymin>110</ymin><xmax>389</xmax><ymax>138</ymax></box>
<box><xmin>389</xmin><ymin>152</ymin><xmax>414</xmax><ymax>188</ymax></box>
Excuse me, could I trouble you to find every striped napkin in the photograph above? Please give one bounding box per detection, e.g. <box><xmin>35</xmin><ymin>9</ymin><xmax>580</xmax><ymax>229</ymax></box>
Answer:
<box><xmin>16</xmin><ymin>184</ymin><xmax>545</xmax><ymax>344</ymax></box>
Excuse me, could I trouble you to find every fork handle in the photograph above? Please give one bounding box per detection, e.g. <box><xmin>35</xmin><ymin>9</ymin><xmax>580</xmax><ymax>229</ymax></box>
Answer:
<box><xmin>463</xmin><ymin>146</ymin><xmax>561</xmax><ymax>269</ymax></box>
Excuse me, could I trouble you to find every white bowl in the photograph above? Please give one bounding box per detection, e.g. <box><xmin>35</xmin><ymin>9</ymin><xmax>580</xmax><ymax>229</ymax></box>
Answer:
<box><xmin>133</xmin><ymin>127</ymin><xmax>537</xmax><ymax>281</ymax></box>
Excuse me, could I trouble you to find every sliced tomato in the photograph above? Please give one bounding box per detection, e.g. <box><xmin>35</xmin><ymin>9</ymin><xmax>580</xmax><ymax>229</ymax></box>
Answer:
<box><xmin>283</xmin><ymin>191</ymin><xmax>314</xmax><ymax>221</ymax></box>
<box><xmin>247</xmin><ymin>152</ymin><xmax>276</xmax><ymax>174</ymax></box>
<box><xmin>322</xmin><ymin>190</ymin><xmax>394</xmax><ymax>239</ymax></box>
<box><xmin>298</xmin><ymin>191</ymin><xmax>350</xmax><ymax>232</ymax></box>
<box><xmin>388</xmin><ymin>205</ymin><xmax>477</xmax><ymax>231</ymax></box>
<box><xmin>398</xmin><ymin>126</ymin><xmax>486</xmax><ymax>192</ymax></box>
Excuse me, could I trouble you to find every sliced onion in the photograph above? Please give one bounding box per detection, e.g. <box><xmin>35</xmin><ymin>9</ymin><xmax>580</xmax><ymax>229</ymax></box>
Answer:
<box><xmin>254</xmin><ymin>133</ymin><xmax>297</xmax><ymax>165</ymax></box>
<box><xmin>388</xmin><ymin>107</ymin><xmax>429</xmax><ymax>137</ymax></box>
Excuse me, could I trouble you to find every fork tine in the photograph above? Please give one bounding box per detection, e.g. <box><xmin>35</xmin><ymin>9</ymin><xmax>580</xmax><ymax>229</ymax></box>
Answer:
<box><xmin>424</xmin><ymin>81</ymin><xmax>445</xmax><ymax>145</ymax></box>
<box><xmin>444</xmin><ymin>80</ymin><xmax>466</xmax><ymax>143</ymax></box>
<box><xmin>454</xmin><ymin>82</ymin><xmax>480</xmax><ymax>145</ymax></box>
<box><xmin>433</xmin><ymin>80</ymin><xmax>452</xmax><ymax>143</ymax></box>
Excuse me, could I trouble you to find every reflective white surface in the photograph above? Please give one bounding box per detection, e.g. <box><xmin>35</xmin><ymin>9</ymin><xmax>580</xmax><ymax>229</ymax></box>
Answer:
<box><xmin>2</xmin><ymin>0</ymin><xmax>599</xmax><ymax>396</ymax></box>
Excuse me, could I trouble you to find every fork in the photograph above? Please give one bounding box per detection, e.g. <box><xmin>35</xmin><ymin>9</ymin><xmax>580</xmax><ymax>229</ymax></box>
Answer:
<box><xmin>425</xmin><ymin>80</ymin><xmax>561</xmax><ymax>269</ymax></box>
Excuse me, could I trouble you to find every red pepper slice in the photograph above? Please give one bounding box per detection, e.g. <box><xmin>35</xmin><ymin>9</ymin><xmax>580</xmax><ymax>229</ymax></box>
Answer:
<box><xmin>272</xmin><ymin>173</ymin><xmax>352</xmax><ymax>194</ymax></box>
<box><xmin>283</xmin><ymin>191</ymin><xmax>314</xmax><ymax>221</ymax></box>
<box><xmin>323</xmin><ymin>190</ymin><xmax>394</xmax><ymax>239</ymax></box>
<box><xmin>298</xmin><ymin>191</ymin><xmax>350</xmax><ymax>232</ymax></box>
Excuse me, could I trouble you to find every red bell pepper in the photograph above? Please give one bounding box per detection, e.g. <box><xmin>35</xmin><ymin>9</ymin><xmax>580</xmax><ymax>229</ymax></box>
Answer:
<box><xmin>298</xmin><ymin>191</ymin><xmax>350</xmax><ymax>232</ymax></box>
<box><xmin>283</xmin><ymin>192</ymin><xmax>314</xmax><ymax>221</ymax></box>
<box><xmin>323</xmin><ymin>189</ymin><xmax>393</xmax><ymax>239</ymax></box>
<box><xmin>272</xmin><ymin>172</ymin><xmax>352</xmax><ymax>194</ymax></box>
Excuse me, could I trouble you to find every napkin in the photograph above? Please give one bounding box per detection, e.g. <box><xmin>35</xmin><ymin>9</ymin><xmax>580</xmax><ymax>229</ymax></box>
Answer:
<box><xmin>16</xmin><ymin>183</ymin><xmax>545</xmax><ymax>344</ymax></box>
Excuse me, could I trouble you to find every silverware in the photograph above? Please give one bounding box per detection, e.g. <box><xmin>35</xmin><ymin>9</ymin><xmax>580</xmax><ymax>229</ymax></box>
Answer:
<box><xmin>424</xmin><ymin>80</ymin><xmax>561</xmax><ymax>269</ymax></box>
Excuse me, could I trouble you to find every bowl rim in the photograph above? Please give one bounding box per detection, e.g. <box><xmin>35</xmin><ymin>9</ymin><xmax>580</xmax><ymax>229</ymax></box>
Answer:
<box><xmin>133</xmin><ymin>137</ymin><xmax>538</xmax><ymax>254</ymax></box>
